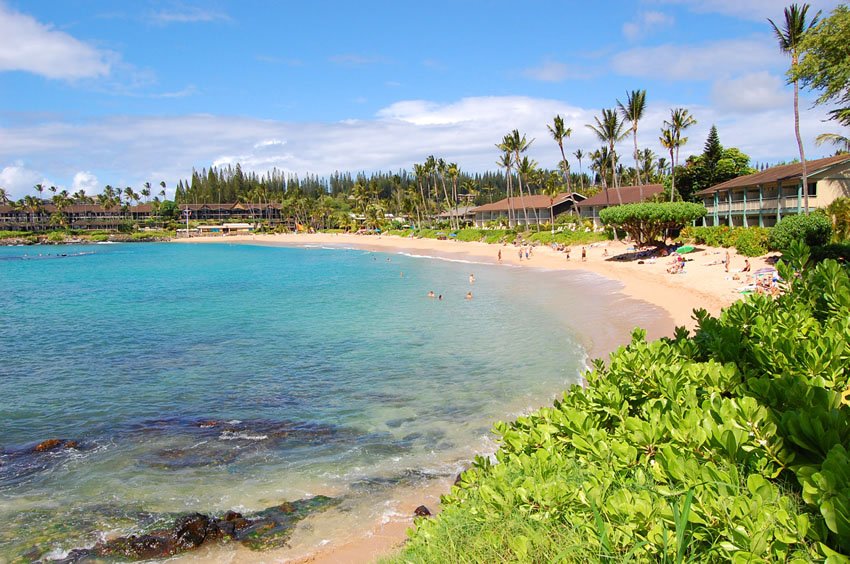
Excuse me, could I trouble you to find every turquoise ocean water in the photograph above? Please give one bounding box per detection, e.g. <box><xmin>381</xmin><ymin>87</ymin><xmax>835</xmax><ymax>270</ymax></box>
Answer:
<box><xmin>0</xmin><ymin>242</ymin><xmax>660</xmax><ymax>560</ymax></box>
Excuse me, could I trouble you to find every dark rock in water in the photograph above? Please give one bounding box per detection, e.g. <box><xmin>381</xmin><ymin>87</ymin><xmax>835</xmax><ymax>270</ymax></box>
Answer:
<box><xmin>414</xmin><ymin>505</ymin><xmax>432</xmax><ymax>518</ymax></box>
<box><xmin>64</xmin><ymin>440</ymin><xmax>79</xmax><ymax>449</ymax></box>
<box><xmin>172</xmin><ymin>513</ymin><xmax>216</xmax><ymax>550</ymax></box>
<box><xmin>34</xmin><ymin>439</ymin><xmax>62</xmax><ymax>452</ymax></box>
<box><xmin>52</xmin><ymin>496</ymin><xmax>340</xmax><ymax>562</ymax></box>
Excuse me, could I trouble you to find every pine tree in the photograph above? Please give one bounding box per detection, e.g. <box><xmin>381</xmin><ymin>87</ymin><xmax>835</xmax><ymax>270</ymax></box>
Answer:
<box><xmin>703</xmin><ymin>125</ymin><xmax>723</xmax><ymax>186</ymax></box>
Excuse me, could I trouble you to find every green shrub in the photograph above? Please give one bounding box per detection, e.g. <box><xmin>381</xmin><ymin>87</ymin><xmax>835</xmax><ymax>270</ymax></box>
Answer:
<box><xmin>46</xmin><ymin>231</ymin><xmax>66</xmax><ymax>243</ymax></box>
<box><xmin>0</xmin><ymin>230</ymin><xmax>29</xmax><ymax>239</ymax></box>
<box><xmin>810</xmin><ymin>243</ymin><xmax>850</xmax><ymax>264</ymax></box>
<box><xmin>393</xmin><ymin>256</ymin><xmax>850</xmax><ymax>563</ymax></box>
<box><xmin>769</xmin><ymin>212</ymin><xmax>833</xmax><ymax>251</ymax></box>
<box><xmin>680</xmin><ymin>226</ymin><xmax>770</xmax><ymax>256</ymax></box>
<box><xmin>599</xmin><ymin>202</ymin><xmax>706</xmax><ymax>246</ymax></box>
<box><xmin>89</xmin><ymin>234</ymin><xmax>109</xmax><ymax>242</ymax></box>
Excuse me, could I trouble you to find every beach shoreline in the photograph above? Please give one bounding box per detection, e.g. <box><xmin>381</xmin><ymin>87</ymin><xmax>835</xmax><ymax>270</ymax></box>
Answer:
<box><xmin>168</xmin><ymin>232</ymin><xmax>772</xmax><ymax>563</ymax></box>
<box><xmin>178</xmin><ymin>231</ymin><xmax>769</xmax><ymax>332</ymax></box>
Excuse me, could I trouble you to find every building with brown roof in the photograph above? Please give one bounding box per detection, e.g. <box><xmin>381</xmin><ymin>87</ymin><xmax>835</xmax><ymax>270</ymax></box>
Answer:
<box><xmin>575</xmin><ymin>184</ymin><xmax>664</xmax><ymax>228</ymax></box>
<box><xmin>470</xmin><ymin>193</ymin><xmax>585</xmax><ymax>227</ymax></box>
<box><xmin>695</xmin><ymin>154</ymin><xmax>850</xmax><ymax>227</ymax></box>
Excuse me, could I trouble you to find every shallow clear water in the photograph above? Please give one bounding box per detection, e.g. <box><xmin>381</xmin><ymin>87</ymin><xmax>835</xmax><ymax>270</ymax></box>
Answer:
<box><xmin>0</xmin><ymin>242</ymin><xmax>657</xmax><ymax>560</ymax></box>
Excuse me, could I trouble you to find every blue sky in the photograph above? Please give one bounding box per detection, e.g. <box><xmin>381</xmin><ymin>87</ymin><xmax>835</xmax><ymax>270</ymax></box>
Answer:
<box><xmin>0</xmin><ymin>0</ymin><xmax>846</xmax><ymax>199</ymax></box>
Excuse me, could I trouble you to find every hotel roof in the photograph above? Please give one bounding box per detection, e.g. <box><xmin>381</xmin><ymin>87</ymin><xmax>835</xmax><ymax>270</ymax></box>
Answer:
<box><xmin>695</xmin><ymin>154</ymin><xmax>850</xmax><ymax>196</ymax></box>
<box><xmin>471</xmin><ymin>193</ymin><xmax>584</xmax><ymax>213</ymax></box>
<box><xmin>575</xmin><ymin>184</ymin><xmax>664</xmax><ymax>207</ymax></box>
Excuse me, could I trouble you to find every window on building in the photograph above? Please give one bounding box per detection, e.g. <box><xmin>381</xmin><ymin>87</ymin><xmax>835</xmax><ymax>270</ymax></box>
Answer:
<box><xmin>807</xmin><ymin>182</ymin><xmax>817</xmax><ymax>196</ymax></box>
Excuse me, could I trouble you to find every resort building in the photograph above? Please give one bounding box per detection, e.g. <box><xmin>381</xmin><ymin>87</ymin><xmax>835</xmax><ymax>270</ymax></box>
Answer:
<box><xmin>576</xmin><ymin>184</ymin><xmax>665</xmax><ymax>228</ymax></box>
<box><xmin>0</xmin><ymin>202</ymin><xmax>292</xmax><ymax>231</ymax></box>
<box><xmin>696</xmin><ymin>154</ymin><xmax>850</xmax><ymax>227</ymax></box>
<box><xmin>435</xmin><ymin>206</ymin><xmax>477</xmax><ymax>226</ymax></box>
<box><xmin>469</xmin><ymin>193</ymin><xmax>585</xmax><ymax>227</ymax></box>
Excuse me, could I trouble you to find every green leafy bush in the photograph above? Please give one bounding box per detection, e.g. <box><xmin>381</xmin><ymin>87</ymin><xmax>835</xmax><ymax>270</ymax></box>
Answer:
<box><xmin>393</xmin><ymin>254</ymin><xmax>850</xmax><ymax>563</ymax></box>
<box><xmin>599</xmin><ymin>202</ymin><xmax>706</xmax><ymax>246</ymax></box>
<box><xmin>810</xmin><ymin>243</ymin><xmax>850</xmax><ymax>264</ymax></box>
<box><xmin>0</xmin><ymin>230</ymin><xmax>29</xmax><ymax>239</ymax></box>
<box><xmin>680</xmin><ymin>226</ymin><xmax>770</xmax><ymax>257</ymax></box>
<box><xmin>769</xmin><ymin>213</ymin><xmax>833</xmax><ymax>251</ymax></box>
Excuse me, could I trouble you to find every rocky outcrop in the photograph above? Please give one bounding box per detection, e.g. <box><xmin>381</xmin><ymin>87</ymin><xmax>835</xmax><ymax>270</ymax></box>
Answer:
<box><xmin>54</xmin><ymin>496</ymin><xmax>337</xmax><ymax>562</ymax></box>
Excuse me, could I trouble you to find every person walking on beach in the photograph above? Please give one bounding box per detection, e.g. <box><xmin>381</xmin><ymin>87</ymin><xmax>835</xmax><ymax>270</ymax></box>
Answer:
<box><xmin>497</xmin><ymin>249</ymin><xmax>502</xmax><ymax>262</ymax></box>
<box><xmin>518</xmin><ymin>248</ymin><xmax>523</xmax><ymax>261</ymax></box>
<box><xmin>581</xmin><ymin>247</ymin><xmax>587</xmax><ymax>261</ymax></box>
<box><xmin>725</xmin><ymin>250</ymin><xmax>731</xmax><ymax>273</ymax></box>
<box><xmin>565</xmin><ymin>248</ymin><xmax>571</xmax><ymax>260</ymax></box>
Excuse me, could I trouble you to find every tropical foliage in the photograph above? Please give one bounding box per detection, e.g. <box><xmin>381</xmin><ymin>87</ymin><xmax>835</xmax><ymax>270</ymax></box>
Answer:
<box><xmin>794</xmin><ymin>4</ymin><xmax>850</xmax><ymax>127</ymax></box>
<box><xmin>769</xmin><ymin>212</ymin><xmax>833</xmax><ymax>250</ymax></box>
<box><xmin>599</xmin><ymin>202</ymin><xmax>706</xmax><ymax>247</ymax></box>
<box><xmin>393</xmin><ymin>252</ymin><xmax>850</xmax><ymax>563</ymax></box>
<box><xmin>769</xmin><ymin>3</ymin><xmax>822</xmax><ymax>215</ymax></box>
<box><xmin>680</xmin><ymin>226</ymin><xmax>771</xmax><ymax>257</ymax></box>
<box><xmin>675</xmin><ymin>126</ymin><xmax>755</xmax><ymax>202</ymax></box>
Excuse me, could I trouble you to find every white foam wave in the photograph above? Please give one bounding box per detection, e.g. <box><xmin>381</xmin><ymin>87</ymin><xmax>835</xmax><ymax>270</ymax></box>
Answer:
<box><xmin>219</xmin><ymin>431</ymin><xmax>268</xmax><ymax>441</ymax></box>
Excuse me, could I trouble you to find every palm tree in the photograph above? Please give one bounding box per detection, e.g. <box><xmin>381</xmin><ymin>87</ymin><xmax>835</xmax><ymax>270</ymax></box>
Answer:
<box><xmin>659</xmin><ymin>127</ymin><xmax>677</xmax><ymax>200</ymax></box>
<box><xmin>586</xmin><ymin>109</ymin><xmax>627</xmax><ymax>204</ymax></box>
<box><xmin>502</xmin><ymin>129</ymin><xmax>534</xmax><ymax>227</ymax></box>
<box><xmin>496</xmin><ymin>151</ymin><xmax>515</xmax><ymax>226</ymax></box>
<box><xmin>517</xmin><ymin>156</ymin><xmax>539</xmax><ymax>227</ymax></box>
<box><xmin>142</xmin><ymin>182</ymin><xmax>152</xmax><ymax>203</ymax></box>
<box><xmin>663</xmin><ymin>108</ymin><xmax>697</xmax><ymax>202</ymax></box>
<box><xmin>617</xmin><ymin>89</ymin><xmax>648</xmax><ymax>195</ymax></box>
<box><xmin>573</xmin><ymin>149</ymin><xmax>585</xmax><ymax>191</ymax></box>
<box><xmin>34</xmin><ymin>183</ymin><xmax>45</xmax><ymax>200</ymax></box>
<box><xmin>769</xmin><ymin>3</ymin><xmax>821</xmax><ymax>215</ymax></box>
<box><xmin>446</xmin><ymin>162</ymin><xmax>460</xmax><ymax>230</ymax></box>
<box><xmin>0</xmin><ymin>187</ymin><xmax>9</xmax><ymax>205</ymax></box>
<box><xmin>816</xmin><ymin>133</ymin><xmax>850</xmax><ymax>153</ymax></box>
<box><xmin>22</xmin><ymin>195</ymin><xmax>42</xmax><ymax>230</ymax></box>
<box><xmin>547</xmin><ymin>115</ymin><xmax>572</xmax><ymax>192</ymax></box>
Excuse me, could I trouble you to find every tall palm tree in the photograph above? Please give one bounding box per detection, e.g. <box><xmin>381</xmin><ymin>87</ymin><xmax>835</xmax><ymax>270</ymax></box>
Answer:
<box><xmin>496</xmin><ymin>151</ymin><xmax>515</xmax><ymax>226</ymax></box>
<box><xmin>502</xmin><ymin>129</ymin><xmax>534</xmax><ymax>227</ymax></box>
<box><xmin>586</xmin><ymin>109</ymin><xmax>627</xmax><ymax>204</ymax></box>
<box><xmin>659</xmin><ymin>127</ymin><xmax>677</xmax><ymax>201</ymax></box>
<box><xmin>34</xmin><ymin>183</ymin><xmax>45</xmax><ymax>200</ymax></box>
<box><xmin>547</xmin><ymin>115</ymin><xmax>572</xmax><ymax>192</ymax></box>
<box><xmin>446</xmin><ymin>162</ymin><xmax>460</xmax><ymax>230</ymax></box>
<box><xmin>663</xmin><ymin>108</ymin><xmax>697</xmax><ymax>202</ymax></box>
<box><xmin>517</xmin><ymin>156</ymin><xmax>539</xmax><ymax>227</ymax></box>
<box><xmin>617</xmin><ymin>89</ymin><xmax>648</xmax><ymax>195</ymax></box>
<box><xmin>769</xmin><ymin>3</ymin><xmax>821</xmax><ymax>215</ymax></box>
<box><xmin>0</xmin><ymin>187</ymin><xmax>9</xmax><ymax>205</ymax></box>
<box><xmin>573</xmin><ymin>149</ymin><xmax>585</xmax><ymax>191</ymax></box>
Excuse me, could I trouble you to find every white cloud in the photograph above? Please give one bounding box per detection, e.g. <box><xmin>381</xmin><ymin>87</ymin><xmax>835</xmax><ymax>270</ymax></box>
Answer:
<box><xmin>0</xmin><ymin>162</ymin><xmax>51</xmax><ymax>200</ymax></box>
<box><xmin>622</xmin><ymin>11</ymin><xmax>675</xmax><ymax>41</ymax></box>
<box><xmin>0</xmin><ymin>96</ymin><xmax>837</xmax><ymax>200</ymax></box>
<box><xmin>329</xmin><ymin>54</ymin><xmax>388</xmax><ymax>66</ymax></box>
<box><xmin>0</xmin><ymin>3</ymin><xmax>112</xmax><ymax>80</ymax></box>
<box><xmin>711</xmin><ymin>71</ymin><xmax>789</xmax><ymax>113</ymax></box>
<box><xmin>611</xmin><ymin>36</ymin><xmax>782</xmax><ymax>80</ymax></box>
<box><xmin>71</xmin><ymin>171</ymin><xmax>99</xmax><ymax>193</ymax></box>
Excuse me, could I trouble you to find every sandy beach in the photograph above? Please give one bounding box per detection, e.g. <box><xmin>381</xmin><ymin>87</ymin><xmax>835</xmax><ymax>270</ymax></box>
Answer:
<box><xmin>171</xmin><ymin>231</ymin><xmax>774</xmax><ymax>563</ymax></box>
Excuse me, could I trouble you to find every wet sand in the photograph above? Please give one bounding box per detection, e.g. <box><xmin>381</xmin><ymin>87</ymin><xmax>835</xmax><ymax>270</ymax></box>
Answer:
<box><xmin>173</xmin><ymin>232</ymin><xmax>770</xmax><ymax>563</ymax></box>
